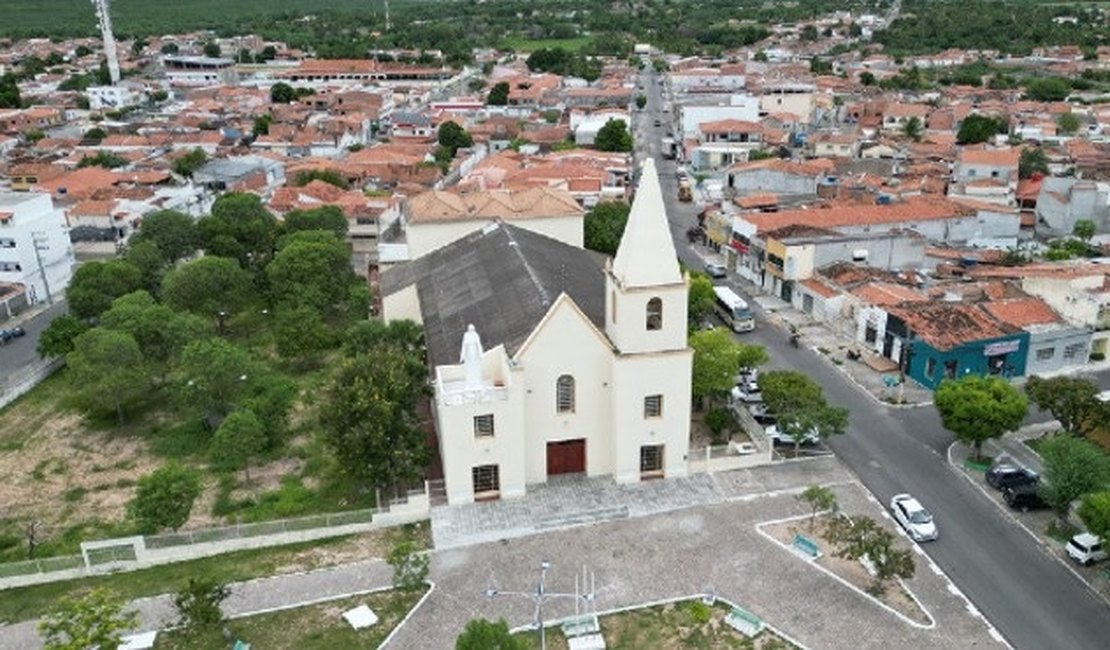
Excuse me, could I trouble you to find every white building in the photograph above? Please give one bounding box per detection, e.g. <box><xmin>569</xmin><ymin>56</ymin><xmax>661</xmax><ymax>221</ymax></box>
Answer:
<box><xmin>381</xmin><ymin>159</ymin><xmax>693</xmax><ymax>505</ymax></box>
<box><xmin>86</xmin><ymin>85</ymin><xmax>137</xmax><ymax>111</ymax></box>
<box><xmin>0</xmin><ymin>192</ymin><xmax>75</xmax><ymax>304</ymax></box>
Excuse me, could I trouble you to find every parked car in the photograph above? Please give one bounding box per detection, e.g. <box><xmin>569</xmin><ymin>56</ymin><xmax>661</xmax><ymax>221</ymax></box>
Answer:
<box><xmin>704</xmin><ymin>262</ymin><xmax>727</xmax><ymax>278</ymax></box>
<box><xmin>764</xmin><ymin>423</ymin><xmax>819</xmax><ymax>446</ymax></box>
<box><xmin>1066</xmin><ymin>533</ymin><xmax>1108</xmax><ymax>566</ymax></box>
<box><xmin>890</xmin><ymin>493</ymin><xmax>938</xmax><ymax>542</ymax></box>
<box><xmin>730</xmin><ymin>384</ymin><xmax>762</xmax><ymax>403</ymax></box>
<box><xmin>986</xmin><ymin>463</ymin><xmax>1039</xmax><ymax>491</ymax></box>
<box><xmin>0</xmin><ymin>326</ymin><xmax>26</xmax><ymax>344</ymax></box>
<box><xmin>1002</xmin><ymin>484</ymin><xmax>1049</xmax><ymax>511</ymax></box>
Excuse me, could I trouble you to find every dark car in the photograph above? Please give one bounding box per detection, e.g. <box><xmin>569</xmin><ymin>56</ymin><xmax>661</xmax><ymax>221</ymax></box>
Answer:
<box><xmin>0</xmin><ymin>326</ymin><xmax>26</xmax><ymax>344</ymax></box>
<box><xmin>1003</xmin><ymin>484</ymin><xmax>1049</xmax><ymax>511</ymax></box>
<box><xmin>986</xmin><ymin>463</ymin><xmax>1038</xmax><ymax>491</ymax></box>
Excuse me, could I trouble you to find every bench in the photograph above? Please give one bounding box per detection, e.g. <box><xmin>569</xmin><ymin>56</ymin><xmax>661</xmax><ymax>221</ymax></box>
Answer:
<box><xmin>724</xmin><ymin>606</ymin><xmax>764</xmax><ymax>637</ymax></box>
<box><xmin>792</xmin><ymin>533</ymin><xmax>821</xmax><ymax>559</ymax></box>
<box><xmin>561</xmin><ymin>614</ymin><xmax>601</xmax><ymax>638</ymax></box>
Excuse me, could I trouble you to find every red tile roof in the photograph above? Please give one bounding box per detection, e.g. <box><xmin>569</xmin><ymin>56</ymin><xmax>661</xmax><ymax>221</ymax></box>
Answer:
<box><xmin>982</xmin><ymin>298</ymin><xmax>1061</xmax><ymax>327</ymax></box>
<box><xmin>742</xmin><ymin>197</ymin><xmax>974</xmax><ymax>233</ymax></box>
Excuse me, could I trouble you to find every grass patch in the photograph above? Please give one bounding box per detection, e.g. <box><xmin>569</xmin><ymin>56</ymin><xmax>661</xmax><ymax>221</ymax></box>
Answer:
<box><xmin>62</xmin><ymin>487</ymin><xmax>88</xmax><ymax>503</ymax></box>
<box><xmin>963</xmin><ymin>457</ymin><xmax>993</xmax><ymax>472</ymax></box>
<box><xmin>155</xmin><ymin>587</ymin><xmax>426</xmax><ymax>649</ymax></box>
<box><xmin>499</xmin><ymin>36</ymin><xmax>594</xmax><ymax>52</ymax></box>
<box><xmin>0</xmin><ymin>519</ymin><xmax>137</xmax><ymax>565</ymax></box>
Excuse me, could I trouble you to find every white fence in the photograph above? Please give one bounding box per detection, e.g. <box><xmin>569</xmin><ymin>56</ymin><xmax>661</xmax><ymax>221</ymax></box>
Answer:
<box><xmin>687</xmin><ymin>441</ymin><xmax>773</xmax><ymax>474</ymax></box>
<box><xmin>0</xmin><ymin>486</ymin><xmax>431</xmax><ymax>590</ymax></box>
<box><xmin>0</xmin><ymin>358</ymin><xmax>64</xmax><ymax>410</ymax></box>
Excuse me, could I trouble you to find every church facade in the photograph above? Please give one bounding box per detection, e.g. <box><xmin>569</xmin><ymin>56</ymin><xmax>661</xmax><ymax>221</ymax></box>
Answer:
<box><xmin>381</xmin><ymin>160</ymin><xmax>693</xmax><ymax>505</ymax></box>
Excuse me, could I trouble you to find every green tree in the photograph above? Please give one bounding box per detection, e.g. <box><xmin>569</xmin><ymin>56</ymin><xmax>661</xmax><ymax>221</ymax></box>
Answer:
<box><xmin>486</xmin><ymin>81</ymin><xmax>509</xmax><ymax>105</ymax></box>
<box><xmin>594</xmin><ymin>118</ymin><xmax>633</xmax><ymax>152</ymax></box>
<box><xmin>0</xmin><ymin>74</ymin><xmax>21</xmax><ymax>109</ymax></box>
<box><xmin>635</xmin><ymin>94</ymin><xmax>647</xmax><ymax>110</ymax></box>
<box><xmin>209</xmin><ymin>410</ymin><xmax>266</xmax><ymax>480</ymax></box>
<box><xmin>1078</xmin><ymin>491</ymin><xmax>1110</xmax><ymax>540</ymax></box>
<box><xmin>160</xmin><ymin>43</ymin><xmax>178</xmax><ymax>55</ymax></box>
<box><xmin>825</xmin><ymin>516</ymin><xmax>914</xmax><ymax>594</ymax></box>
<box><xmin>797</xmin><ymin>485</ymin><xmax>838</xmax><ymax>529</ymax></box>
<box><xmin>172</xmin><ymin>148</ymin><xmax>208</xmax><ymax>178</ymax></box>
<box><xmin>174</xmin><ymin>338</ymin><xmax>263</xmax><ymax>424</ymax></box>
<box><xmin>123</xmin><ymin>240</ymin><xmax>168</xmax><ymax>295</ymax></box>
<box><xmin>903</xmin><ymin>116</ymin><xmax>923</xmax><ymax>142</ymax></box>
<box><xmin>1019</xmin><ymin>147</ymin><xmax>1049</xmax><ymax>179</ymax></box>
<box><xmin>162</xmin><ymin>256</ymin><xmax>252</xmax><ymax>324</ymax></box>
<box><xmin>859</xmin><ymin>71</ymin><xmax>876</xmax><ymax>86</ymax></box>
<box><xmin>437</xmin><ymin>120</ymin><xmax>474</xmax><ymax>156</ymax></box>
<box><xmin>293</xmin><ymin>168</ymin><xmax>350</xmax><ymax>189</ymax></box>
<box><xmin>270</xmin><ymin>82</ymin><xmax>296</xmax><ymax>104</ymax></box>
<box><xmin>342</xmin><ymin>319</ymin><xmax>424</xmax><ymax>358</ymax></box>
<box><xmin>583</xmin><ymin>201</ymin><xmax>629</xmax><ymax>256</ymax></box>
<box><xmin>39</xmin><ymin>589</ymin><xmax>137</xmax><ymax>650</ymax></box>
<box><xmin>172</xmin><ymin>578</ymin><xmax>230</xmax><ymax>632</ymax></box>
<box><xmin>267</xmin><ymin>231</ymin><xmax>354</xmax><ymax>313</ymax></box>
<box><xmin>132</xmin><ymin>209</ymin><xmax>199</xmax><ymax>262</ymax></box>
<box><xmin>759</xmin><ymin>370</ymin><xmax>848</xmax><ymax>450</ymax></box>
<box><xmin>319</xmin><ymin>349</ymin><xmax>429</xmax><ymax>492</ymax></box>
<box><xmin>687</xmin><ymin>272</ymin><xmax>715</xmax><ymax>325</ymax></box>
<box><xmin>77</xmin><ymin>151</ymin><xmax>128</xmax><ymax>169</ymax></box>
<box><xmin>956</xmin><ymin>114</ymin><xmax>1007</xmax><ymax>145</ymax></box>
<box><xmin>387</xmin><ymin>540</ymin><xmax>429</xmax><ymax>591</ymax></box>
<box><xmin>273</xmin><ymin>306</ymin><xmax>333</xmax><ymax>358</ymax></box>
<box><xmin>128</xmin><ymin>463</ymin><xmax>202</xmax><ymax>533</ymax></box>
<box><xmin>1024</xmin><ymin>76</ymin><xmax>1072</xmax><ymax>102</ymax></box>
<box><xmin>83</xmin><ymin>127</ymin><xmax>106</xmax><ymax>143</ymax></box>
<box><xmin>67</xmin><ymin>328</ymin><xmax>148</xmax><ymax>425</ymax></box>
<box><xmin>283</xmin><ymin>205</ymin><xmax>349</xmax><ymax>238</ymax></box>
<box><xmin>203</xmin><ymin>42</ymin><xmax>221</xmax><ymax>58</ymax></box>
<box><xmin>100</xmin><ymin>290</ymin><xmax>210</xmax><ymax>368</ymax></box>
<box><xmin>252</xmin><ymin>113</ymin><xmax>272</xmax><ymax>136</ymax></box>
<box><xmin>934</xmin><ymin>375</ymin><xmax>1027</xmax><ymax>461</ymax></box>
<box><xmin>37</xmin><ymin>314</ymin><xmax>91</xmax><ymax>359</ymax></box>
<box><xmin>1057</xmin><ymin>112</ymin><xmax>1081</xmax><ymax>135</ymax></box>
<box><xmin>197</xmin><ymin>192</ymin><xmax>280</xmax><ymax>268</ymax></box>
<box><xmin>1073</xmin><ymin>219</ymin><xmax>1096</xmax><ymax>244</ymax></box>
<box><xmin>456</xmin><ymin>618</ymin><xmax>527</xmax><ymax>650</ymax></box>
<box><xmin>1025</xmin><ymin>375</ymin><xmax>1101</xmax><ymax>435</ymax></box>
<box><xmin>689</xmin><ymin>328</ymin><xmax>767</xmax><ymax>406</ymax></box>
<box><xmin>1038</xmin><ymin>435</ymin><xmax>1110</xmax><ymax>522</ymax></box>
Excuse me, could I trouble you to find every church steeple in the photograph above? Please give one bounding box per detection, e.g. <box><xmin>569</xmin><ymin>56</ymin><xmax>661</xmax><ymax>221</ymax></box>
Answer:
<box><xmin>611</xmin><ymin>158</ymin><xmax>683</xmax><ymax>289</ymax></box>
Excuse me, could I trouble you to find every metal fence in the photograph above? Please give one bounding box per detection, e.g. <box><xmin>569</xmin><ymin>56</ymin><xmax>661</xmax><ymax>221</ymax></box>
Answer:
<box><xmin>144</xmin><ymin>508</ymin><xmax>376</xmax><ymax>550</ymax></box>
<box><xmin>0</xmin><ymin>358</ymin><xmax>64</xmax><ymax>410</ymax></box>
<box><xmin>0</xmin><ymin>554</ymin><xmax>83</xmax><ymax>579</ymax></box>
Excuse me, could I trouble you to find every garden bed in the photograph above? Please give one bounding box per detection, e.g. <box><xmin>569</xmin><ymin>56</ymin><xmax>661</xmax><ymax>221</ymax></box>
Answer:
<box><xmin>760</xmin><ymin>518</ymin><xmax>930</xmax><ymax>626</ymax></box>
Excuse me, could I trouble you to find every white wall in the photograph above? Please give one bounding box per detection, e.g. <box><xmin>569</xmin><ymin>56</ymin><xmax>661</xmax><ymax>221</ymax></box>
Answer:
<box><xmin>0</xmin><ymin>193</ymin><xmax>74</xmax><ymax>303</ymax></box>
<box><xmin>605</xmin><ymin>279</ymin><xmax>689</xmax><ymax>355</ymax></box>
<box><xmin>382</xmin><ymin>284</ymin><xmax>422</xmax><ymax>324</ymax></box>
<box><xmin>609</xmin><ymin>350</ymin><xmax>693</xmax><ymax>483</ymax></box>
<box><xmin>406</xmin><ymin>215</ymin><xmax>583</xmax><ymax>259</ymax></box>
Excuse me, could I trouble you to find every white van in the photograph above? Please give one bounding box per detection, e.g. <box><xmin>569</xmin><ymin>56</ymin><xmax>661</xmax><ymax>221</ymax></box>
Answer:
<box><xmin>1066</xmin><ymin>533</ymin><xmax>1107</xmax><ymax>566</ymax></box>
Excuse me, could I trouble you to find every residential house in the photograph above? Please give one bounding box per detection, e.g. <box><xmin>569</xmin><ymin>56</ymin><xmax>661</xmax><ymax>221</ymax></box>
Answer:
<box><xmin>688</xmin><ymin>119</ymin><xmax>764</xmax><ymax>173</ymax></box>
<box><xmin>726</xmin><ymin>159</ymin><xmax>832</xmax><ymax>199</ymax></box>
<box><xmin>379</xmin><ymin>160</ymin><xmax>692</xmax><ymax>504</ymax></box>
<box><xmin>1034</xmin><ymin>176</ymin><xmax>1110</xmax><ymax>237</ymax></box>
<box><xmin>0</xmin><ymin>192</ymin><xmax>74</xmax><ymax>304</ymax></box>
<box><xmin>983</xmin><ymin>297</ymin><xmax>1092</xmax><ymax>377</ymax></box>
<box><xmin>811</xmin><ymin>132</ymin><xmax>859</xmax><ymax>159</ymax></box>
<box><xmin>948</xmin><ymin>146</ymin><xmax>1021</xmax><ymax>206</ymax></box>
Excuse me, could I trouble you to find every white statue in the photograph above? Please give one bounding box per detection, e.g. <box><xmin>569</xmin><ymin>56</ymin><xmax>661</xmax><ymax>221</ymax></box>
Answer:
<box><xmin>460</xmin><ymin>324</ymin><xmax>484</xmax><ymax>389</ymax></box>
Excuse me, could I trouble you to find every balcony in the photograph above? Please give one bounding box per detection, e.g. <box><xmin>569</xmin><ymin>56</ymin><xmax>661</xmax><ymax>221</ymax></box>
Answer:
<box><xmin>436</xmin><ymin>365</ymin><xmax>509</xmax><ymax>406</ymax></box>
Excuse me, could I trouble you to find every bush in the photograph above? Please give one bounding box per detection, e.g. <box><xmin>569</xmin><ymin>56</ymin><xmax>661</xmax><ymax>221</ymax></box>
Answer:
<box><xmin>128</xmin><ymin>463</ymin><xmax>202</xmax><ymax>533</ymax></box>
<box><xmin>704</xmin><ymin>407</ymin><xmax>732</xmax><ymax>444</ymax></box>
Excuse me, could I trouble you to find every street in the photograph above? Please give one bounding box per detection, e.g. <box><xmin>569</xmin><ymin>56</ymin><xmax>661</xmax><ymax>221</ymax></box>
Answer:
<box><xmin>0</xmin><ymin>301</ymin><xmax>66</xmax><ymax>378</ymax></box>
<box><xmin>634</xmin><ymin>66</ymin><xmax>1110</xmax><ymax>649</ymax></box>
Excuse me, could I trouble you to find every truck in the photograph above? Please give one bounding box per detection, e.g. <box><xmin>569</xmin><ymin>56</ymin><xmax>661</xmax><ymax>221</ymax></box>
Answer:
<box><xmin>677</xmin><ymin>180</ymin><xmax>693</xmax><ymax>202</ymax></box>
<box><xmin>661</xmin><ymin>136</ymin><xmax>676</xmax><ymax>159</ymax></box>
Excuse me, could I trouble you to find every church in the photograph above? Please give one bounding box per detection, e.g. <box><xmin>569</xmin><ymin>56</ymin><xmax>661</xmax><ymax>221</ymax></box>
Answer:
<box><xmin>380</xmin><ymin>159</ymin><xmax>693</xmax><ymax>505</ymax></box>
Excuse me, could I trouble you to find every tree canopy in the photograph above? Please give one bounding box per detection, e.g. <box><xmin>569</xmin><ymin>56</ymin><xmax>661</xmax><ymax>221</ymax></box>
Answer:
<box><xmin>594</xmin><ymin>118</ymin><xmax>633</xmax><ymax>153</ymax></box>
<box><xmin>456</xmin><ymin>618</ymin><xmax>527</xmax><ymax>650</ymax></box>
<box><xmin>583</xmin><ymin>201</ymin><xmax>629</xmax><ymax>256</ymax></box>
<box><xmin>128</xmin><ymin>462</ymin><xmax>202</xmax><ymax>533</ymax></box>
<box><xmin>1039</xmin><ymin>435</ymin><xmax>1110</xmax><ymax>520</ymax></box>
<box><xmin>1024</xmin><ymin>375</ymin><xmax>1101</xmax><ymax>435</ymax></box>
<box><xmin>956</xmin><ymin>114</ymin><xmax>1008</xmax><ymax>145</ymax></box>
<box><xmin>198</xmin><ymin>192</ymin><xmax>280</xmax><ymax>268</ymax></box>
<box><xmin>1019</xmin><ymin>147</ymin><xmax>1049</xmax><ymax>179</ymax></box>
<box><xmin>267</xmin><ymin>231</ymin><xmax>354</xmax><ymax>313</ymax></box>
<box><xmin>689</xmin><ymin>329</ymin><xmax>766</xmax><ymax>404</ymax></box>
<box><xmin>270</xmin><ymin>81</ymin><xmax>297</xmax><ymax>104</ymax></box>
<box><xmin>759</xmin><ymin>370</ymin><xmax>848</xmax><ymax>448</ymax></box>
<box><xmin>67</xmin><ymin>259</ymin><xmax>144</xmax><ymax>320</ymax></box>
<box><xmin>283</xmin><ymin>205</ymin><xmax>349</xmax><ymax>239</ymax></box>
<box><xmin>66</xmin><ymin>328</ymin><xmax>148</xmax><ymax>425</ymax></box>
<box><xmin>486</xmin><ymin>81</ymin><xmax>509</xmax><ymax>106</ymax></box>
<box><xmin>132</xmin><ymin>209</ymin><xmax>199</xmax><ymax>263</ymax></box>
<box><xmin>934</xmin><ymin>375</ymin><xmax>1027</xmax><ymax>461</ymax></box>
<box><xmin>39</xmin><ymin>589</ymin><xmax>137</xmax><ymax>650</ymax></box>
<box><xmin>162</xmin><ymin>256</ymin><xmax>252</xmax><ymax>321</ymax></box>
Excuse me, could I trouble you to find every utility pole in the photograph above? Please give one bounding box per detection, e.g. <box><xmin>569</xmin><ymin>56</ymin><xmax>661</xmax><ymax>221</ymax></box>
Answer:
<box><xmin>485</xmin><ymin>562</ymin><xmax>596</xmax><ymax>650</ymax></box>
<box><xmin>384</xmin><ymin>0</ymin><xmax>392</xmax><ymax>32</ymax></box>
<box><xmin>31</xmin><ymin>232</ymin><xmax>53</xmax><ymax>305</ymax></box>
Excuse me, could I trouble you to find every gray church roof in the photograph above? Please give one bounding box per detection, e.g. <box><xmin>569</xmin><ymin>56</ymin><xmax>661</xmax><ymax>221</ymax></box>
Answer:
<box><xmin>380</xmin><ymin>222</ymin><xmax>608</xmax><ymax>368</ymax></box>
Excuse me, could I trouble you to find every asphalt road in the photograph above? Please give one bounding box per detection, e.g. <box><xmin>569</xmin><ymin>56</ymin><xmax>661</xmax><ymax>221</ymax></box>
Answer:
<box><xmin>635</xmin><ymin>66</ymin><xmax>1110</xmax><ymax>649</ymax></box>
<box><xmin>0</xmin><ymin>301</ymin><xmax>67</xmax><ymax>378</ymax></box>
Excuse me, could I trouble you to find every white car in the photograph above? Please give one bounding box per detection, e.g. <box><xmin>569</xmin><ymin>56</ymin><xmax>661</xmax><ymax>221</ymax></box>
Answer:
<box><xmin>704</xmin><ymin>262</ymin><xmax>727</xmax><ymax>278</ymax></box>
<box><xmin>764</xmin><ymin>423</ymin><xmax>819</xmax><ymax>446</ymax></box>
<box><xmin>890</xmin><ymin>494</ymin><xmax>938</xmax><ymax>542</ymax></box>
<box><xmin>1066</xmin><ymin>533</ymin><xmax>1107</xmax><ymax>566</ymax></box>
<box><xmin>731</xmin><ymin>384</ymin><xmax>762</xmax><ymax>403</ymax></box>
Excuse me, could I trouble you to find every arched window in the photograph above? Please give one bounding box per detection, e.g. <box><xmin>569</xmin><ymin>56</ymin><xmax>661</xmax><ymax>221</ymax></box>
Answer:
<box><xmin>646</xmin><ymin>297</ymin><xmax>663</xmax><ymax>331</ymax></box>
<box><xmin>556</xmin><ymin>375</ymin><xmax>575</xmax><ymax>413</ymax></box>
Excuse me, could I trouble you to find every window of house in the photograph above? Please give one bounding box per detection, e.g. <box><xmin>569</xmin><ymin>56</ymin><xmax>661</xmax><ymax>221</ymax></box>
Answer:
<box><xmin>556</xmin><ymin>375</ymin><xmax>575</xmax><ymax>413</ymax></box>
<box><xmin>1064</xmin><ymin>342</ymin><xmax>1087</xmax><ymax>360</ymax></box>
<box><xmin>644</xmin><ymin>394</ymin><xmax>663</xmax><ymax>418</ymax></box>
<box><xmin>991</xmin><ymin>170</ymin><xmax>999</xmax><ymax>178</ymax></box>
<box><xmin>967</xmin><ymin>169</ymin><xmax>976</xmax><ymax>177</ymax></box>
<box><xmin>640</xmin><ymin>444</ymin><xmax>664</xmax><ymax>477</ymax></box>
<box><xmin>865</xmin><ymin>325</ymin><xmax>878</xmax><ymax>344</ymax></box>
<box><xmin>1036</xmin><ymin>347</ymin><xmax>1055</xmax><ymax>361</ymax></box>
<box><xmin>925</xmin><ymin>357</ymin><xmax>936</xmax><ymax>378</ymax></box>
<box><xmin>0</xmin><ymin>239</ymin><xmax>14</xmax><ymax>248</ymax></box>
<box><xmin>646</xmin><ymin>297</ymin><xmax>663</xmax><ymax>331</ymax></box>
<box><xmin>473</xmin><ymin>414</ymin><xmax>495</xmax><ymax>439</ymax></box>
<box><xmin>944</xmin><ymin>359</ymin><xmax>958</xmax><ymax>379</ymax></box>
<box><xmin>472</xmin><ymin>464</ymin><xmax>500</xmax><ymax>498</ymax></box>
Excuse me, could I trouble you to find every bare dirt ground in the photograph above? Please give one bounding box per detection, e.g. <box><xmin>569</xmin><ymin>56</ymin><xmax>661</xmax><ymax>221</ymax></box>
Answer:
<box><xmin>762</xmin><ymin>518</ymin><xmax>928</xmax><ymax>624</ymax></box>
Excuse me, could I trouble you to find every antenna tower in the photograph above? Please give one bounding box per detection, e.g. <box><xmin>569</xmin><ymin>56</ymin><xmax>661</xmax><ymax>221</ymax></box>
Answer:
<box><xmin>90</xmin><ymin>0</ymin><xmax>121</xmax><ymax>85</ymax></box>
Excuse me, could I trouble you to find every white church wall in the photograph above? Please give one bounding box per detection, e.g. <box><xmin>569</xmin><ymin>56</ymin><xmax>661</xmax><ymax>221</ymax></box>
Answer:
<box><xmin>609</xmin><ymin>350</ymin><xmax>693</xmax><ymax>483</ymax></box>
<box><xmin>515</xmin><ymin>297</ymin><xmax>616</xmax><ymax>483</ymax></box>
<box><xmin>406</xmin><ymin>214</ymin><xmax>583</xmax><ymax>259</ymax></box>
<box><xmin>606</xmin><ymin>281</ymin><xmax>689</xmax><ymax>354</ymax></box>
<box><xmin>382</xmin><ymin>284</ymin><xmax>422</xmax><ymax>324</ymax></box>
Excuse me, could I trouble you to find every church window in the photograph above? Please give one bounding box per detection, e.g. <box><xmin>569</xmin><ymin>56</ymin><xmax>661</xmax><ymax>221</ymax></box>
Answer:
<box><xmin>473</xmin><ymin>414</ymin><xmax>495</xmax><ymax>438</ymax></box>
<box><xmin>646</xmin><ymin>297</ymin><xmax>663</xmax><ymax>330</ymax></box>
<box><xmin>644</xmin><ymin>394</ymin><xmax>663</xmax><ymax>418</ymax></box>
<box><xmin>556</xmin><ymin>375</ymin><xmax>575</xmax><ymax>413</ymax></box>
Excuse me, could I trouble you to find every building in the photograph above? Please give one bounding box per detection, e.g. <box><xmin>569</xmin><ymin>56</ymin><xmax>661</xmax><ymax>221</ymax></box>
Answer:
<box><xmin>0</xmin><ymin>192</ymin><xmax>75</xmax><ymax>304</ymax></box>
<box><xmin>380</xmin><ymin>159</ymin><xmax>692</xmax><ymax>505</ymax></box>
<box><xmin>162</xmin><ymin>56</ymin><xmax>239</xmax><ymax>87</ymax></box>
<box><xmin>86</xmin><ymin>85</ymin><xmax>137</xmax><ymax>111</ymax></box>
<box><xmin>948</xmin><ymin>147</ymin><xmax>1021</xmax><ymax>207</ymax></box>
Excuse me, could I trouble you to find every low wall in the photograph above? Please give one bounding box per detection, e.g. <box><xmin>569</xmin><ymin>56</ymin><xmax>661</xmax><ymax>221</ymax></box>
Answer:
<box><xmin>0</xmin><ymin>358</ymin><xmax>64</xmax><ymax>410</ymax></box>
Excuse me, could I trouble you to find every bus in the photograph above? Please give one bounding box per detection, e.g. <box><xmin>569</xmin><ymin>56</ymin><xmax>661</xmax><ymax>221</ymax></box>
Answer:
<box><xmin>713</xmin><ymin>286</ymin><xmax>755</xmax><ymax>332</ymax></box>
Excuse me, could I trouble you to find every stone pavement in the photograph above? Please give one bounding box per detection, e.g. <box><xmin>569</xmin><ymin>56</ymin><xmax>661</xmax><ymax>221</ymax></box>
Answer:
<box><xmin>431</xmin><ymin>457</ymin><xmax>850</xmax><ymax>550</ymax></box>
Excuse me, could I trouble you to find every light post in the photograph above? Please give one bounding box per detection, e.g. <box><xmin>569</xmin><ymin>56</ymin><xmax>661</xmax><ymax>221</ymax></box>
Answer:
<box><xmin>485</xmin><ymin>561</ymin><xmax>595</xmax><ymax>650</ymax></box>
